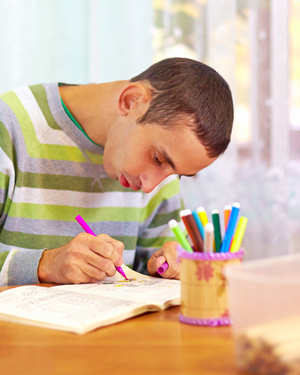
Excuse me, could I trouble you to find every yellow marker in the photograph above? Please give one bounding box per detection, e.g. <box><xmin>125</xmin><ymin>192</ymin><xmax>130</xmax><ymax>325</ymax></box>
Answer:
<box><xmin>230</xmin><ymin>217</ymin><xmax>248</xmax><ymax>253</ymax></box>
<box><xmin>197</xmin><ymin>206</ymin><xmax>209</xmax><ymax>226</ymax></box>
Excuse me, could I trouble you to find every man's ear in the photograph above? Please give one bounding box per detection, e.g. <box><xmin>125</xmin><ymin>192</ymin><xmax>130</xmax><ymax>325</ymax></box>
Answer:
<box><xmin>117</xmin><ymin>82</ymin><xmax>150</xmax><ymax>116</ymax></box>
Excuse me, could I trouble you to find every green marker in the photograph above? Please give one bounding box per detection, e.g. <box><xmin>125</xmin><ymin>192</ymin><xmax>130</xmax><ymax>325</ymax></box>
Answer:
<box><xmin>212</xmin><ymin>209</ymin><xmax>222</xmax><ymax>252</ymax></box>
<box><xmin>169</xmin><ymin>219</ymin><xmax>193</xmax><ymax>253</ymax></box>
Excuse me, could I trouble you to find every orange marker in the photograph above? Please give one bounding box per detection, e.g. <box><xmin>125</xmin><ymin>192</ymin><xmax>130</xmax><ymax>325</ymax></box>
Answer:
<box><xmin>224</xmin><ymin>205</ymin><xmax>232</xmax><ymax>231</ymax></box>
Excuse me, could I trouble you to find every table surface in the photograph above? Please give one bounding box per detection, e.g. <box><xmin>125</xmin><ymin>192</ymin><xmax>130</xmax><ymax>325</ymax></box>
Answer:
<box><xmin>0</xmin><ymin>284</ymin><xmax>249</xmax><ymax>375</ymax></box>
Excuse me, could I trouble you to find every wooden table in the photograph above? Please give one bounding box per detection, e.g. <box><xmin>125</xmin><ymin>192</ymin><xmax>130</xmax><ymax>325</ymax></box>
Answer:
<box><xmin>0</xmin><ymin>285</ymin><xmax>249</xmax><ymax>375</ymax></box>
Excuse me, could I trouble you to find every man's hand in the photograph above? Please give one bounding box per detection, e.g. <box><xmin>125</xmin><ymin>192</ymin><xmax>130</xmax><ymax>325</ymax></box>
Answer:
<box><xmin>147</xmin><ymin>241</ymin><xmax>180</xmax><ymax>280</ymax></box>
<box><xmin>38</xmin><ymin>233</ymin><xmax>124</xmax><ymax>284</ymax></box>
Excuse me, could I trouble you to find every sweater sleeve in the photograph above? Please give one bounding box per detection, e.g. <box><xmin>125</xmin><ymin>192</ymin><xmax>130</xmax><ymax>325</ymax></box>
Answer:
<box><xmin>0</xmin><ymin>101</ymin><xmax>44</xmax><ymax>286</ymax></box>
<box><xmin>133</xmin><ymin>175</ymin><xmax>185</xmax><ymax>274</ymax></box>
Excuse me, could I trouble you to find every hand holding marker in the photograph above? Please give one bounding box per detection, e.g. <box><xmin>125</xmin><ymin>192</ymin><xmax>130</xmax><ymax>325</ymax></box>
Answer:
<box><xmin>157</xmin><ymin>219</ymin><xmax>193</xmax><ymax>275</ymax></box>
<box><xmin>75</xmin><ymin>215</ymin><xmax>128</xmax><ymax>280</ymax></box>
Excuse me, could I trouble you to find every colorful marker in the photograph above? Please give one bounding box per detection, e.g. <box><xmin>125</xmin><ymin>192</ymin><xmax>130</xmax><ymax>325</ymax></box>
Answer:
<box><xmin>224</xmin><ymin>205</ymin><xmax>233</xmax><ymax>250</ymax></box>
<box><xmin>197</xmin><ymin>206</ymin><xmax>209</xmax><ymax>227</ymax></box>
<box><xmin>204</xmin><ymin>223</ymin><xmax>214</xmax><ymax>253</ymax></box>
<box><xmin>220</xmin><ymin>202</ymin><xmax>240</xmax><ymax>253</ymax></box>
<box><xmin>212</xmin><ymin>209</ymin><xmax>222</xmax><ymax>252</ymax></box>
<box><xmin>224</xmin><ymin>205</ymin><xmax>231</xmax><ymax>230</ymax></box>
<box><xmin>197</xmin><ymin>206</ymin><xmax>215</xmax><ymax>251</ymax></box>
<box><xmin>192</xmin><ymin>210</ymin><xmax>204</xmax><ymax>239</ymax></box>
<box><xmin>75</xmin><ymin>215</ymin><xmax>128</xmax><ymax>280</ymax></box>
<box><xmin>157</xmin><ymin>262</ymin><xmax>169</xmax><ymax>274</ymax></box>
<box><xmin>230</xmin><ymin>217</ymin><xmax>248</xmax><ymax>253</ymax></box>
<box><xmin>168</xmin><ymin>219</ymin><xmax>193</xmax><ymax>253</ymax></box>
<box><xmin>180</xmin><ymin>209</ymin><xmax>204</xmax><ymax>252</ymax></box>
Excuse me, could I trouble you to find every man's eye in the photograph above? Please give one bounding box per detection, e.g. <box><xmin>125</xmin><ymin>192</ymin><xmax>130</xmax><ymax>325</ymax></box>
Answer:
<box><xmin>154</xmin><ymin>154</ymin><xmax>162</xmax><ymax>166</ymax></box>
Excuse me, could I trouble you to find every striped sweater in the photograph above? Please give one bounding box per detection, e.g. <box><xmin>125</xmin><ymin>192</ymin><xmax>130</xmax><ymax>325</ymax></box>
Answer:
<box><xmin>0</xmin><ymin>83</ymin><xmax>183</xmax><ymax>286</ymax></box>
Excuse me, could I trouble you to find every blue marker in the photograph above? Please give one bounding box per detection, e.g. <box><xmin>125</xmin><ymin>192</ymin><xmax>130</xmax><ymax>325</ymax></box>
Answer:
<box><xmin>192</xmin><ymin>210</ymin><xmax>204</xmax><ymax>239</ymax></box>
<box><xmin>220</xmin><ymin>202</ymin><xmax>240</xmax><ymax>253</ymax></box>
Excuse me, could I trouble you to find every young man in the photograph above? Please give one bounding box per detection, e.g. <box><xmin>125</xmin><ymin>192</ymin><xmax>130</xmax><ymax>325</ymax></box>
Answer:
<box><xmin>0</xmin><ymin>58</ymin><xmax>233</xmax><ymax>286</ymax></box>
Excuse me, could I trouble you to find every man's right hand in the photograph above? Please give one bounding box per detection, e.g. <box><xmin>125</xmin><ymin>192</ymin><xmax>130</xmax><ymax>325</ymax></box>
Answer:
<box><xmin>37</xmin><ymin>233</ymin><xmax>125</xmax><ymax>284</ymax></box>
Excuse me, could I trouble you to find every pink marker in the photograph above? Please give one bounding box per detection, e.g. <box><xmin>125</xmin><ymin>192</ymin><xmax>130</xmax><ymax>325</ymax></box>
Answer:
<box><xmin>75</xmin><ymin>215</ymin><xmax>128</xmax><ymax>280</ymax></box>
<box><xmin>157</xmin><ymin>262</ymin><xmax>169</xmax><ymax>275</ymax></box>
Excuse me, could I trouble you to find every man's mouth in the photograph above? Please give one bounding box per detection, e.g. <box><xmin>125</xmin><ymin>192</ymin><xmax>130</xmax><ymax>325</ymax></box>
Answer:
<box><xmin>119</xmin><ymin>174</ymin><xmax>141</xmax><ymax>191</ymax></box>
<box><xmin>119</xmin><ymin>174</ymin><xmax>131</xmax><ymax>188</ymax></box>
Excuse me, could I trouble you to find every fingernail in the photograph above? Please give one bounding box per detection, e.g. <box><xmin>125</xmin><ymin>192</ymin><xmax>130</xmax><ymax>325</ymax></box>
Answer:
<box><xmin>116</xmin><ymin>256</ymin><xmax>123</xmax><ymax>266</ymax></box>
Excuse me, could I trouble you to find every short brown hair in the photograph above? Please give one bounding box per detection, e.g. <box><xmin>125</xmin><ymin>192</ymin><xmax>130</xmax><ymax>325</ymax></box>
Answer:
<box><xmin>130</xmin><ymin>57</ymin><xmax>233</xmax><ymax>157</ymax></box>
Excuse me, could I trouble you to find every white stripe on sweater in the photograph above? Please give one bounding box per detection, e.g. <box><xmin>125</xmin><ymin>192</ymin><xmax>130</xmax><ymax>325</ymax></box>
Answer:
<box><xmin>12</xmin><ymin>175</ymin><xmax>178</xmax><ymax>209</ymax></box>
<box><xmin>13</xmin><ymin>187</ymin><xmax>143</xmax><ymax>208</ymax></box>
<box><xmin>14</xmin><ymin>86</ymin><xmax>78</xmax><ymax>147</ymax></box>
<box><xmin>0</xmin><ymin>249</ymin><xmax>18</xmax><ymax>286</ymax></box>
<box><xmin>0</xmin><ymin>148</ymin><xmax>15</xmax><ymax>202</ymax></box>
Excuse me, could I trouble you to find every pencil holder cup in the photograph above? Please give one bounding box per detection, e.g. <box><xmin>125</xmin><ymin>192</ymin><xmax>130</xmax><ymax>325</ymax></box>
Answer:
<box><xmin>178</xmin><ymin>247</ymin><xmax>244</xmax><ymax>326</ymax></box>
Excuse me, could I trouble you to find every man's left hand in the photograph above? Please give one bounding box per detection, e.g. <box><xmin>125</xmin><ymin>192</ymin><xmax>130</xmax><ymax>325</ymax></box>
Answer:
<box><xmin>147</xmin><ymin>241</ymin><xmax>180</xmax><ymax>280</ymax></box>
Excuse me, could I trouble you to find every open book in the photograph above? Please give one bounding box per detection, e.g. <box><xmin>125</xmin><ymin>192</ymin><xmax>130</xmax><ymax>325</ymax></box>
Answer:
<box><xmin>0</xmin><ymin>266</ymin><xmax>180</xmax><ymax>334</ymax></box>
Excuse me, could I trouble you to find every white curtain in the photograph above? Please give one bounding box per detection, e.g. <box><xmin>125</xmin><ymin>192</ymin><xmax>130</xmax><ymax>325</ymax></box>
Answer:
<box><xmin>0</xmin><ymin>0</ymin><xmax>153</xmax><ymax>90</ymax></box>
<box><xmin>1</xmin><ymin>0</ymin><xmax>299</xmax><ymax>261</ymax></box>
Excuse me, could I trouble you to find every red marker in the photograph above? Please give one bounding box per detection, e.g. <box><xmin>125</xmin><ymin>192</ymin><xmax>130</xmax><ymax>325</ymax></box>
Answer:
<box><xmin>180</xmin><ymin>209</ymin><xmax>204</xmax><ymax>252</ymax></box>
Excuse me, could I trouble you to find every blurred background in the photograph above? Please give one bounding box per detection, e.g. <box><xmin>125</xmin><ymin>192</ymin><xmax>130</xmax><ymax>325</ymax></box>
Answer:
<box><xmin>0</xmin><ymin>0</ymin><xmax>299</xmax><ymax>261</ymax></box>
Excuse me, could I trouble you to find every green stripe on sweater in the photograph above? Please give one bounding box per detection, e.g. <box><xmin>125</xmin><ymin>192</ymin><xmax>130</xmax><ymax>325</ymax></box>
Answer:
<box><xmin>139</xmin><ymin>179</ymin><xmax>180</xmax><ymax>222</ymax></box>
<box><xmin>0</xmin><ymin>171</ymin><xmax>10</xmax><ymax>191</ymax></box>
<box><xmin>137</xmin><ymin>236</ymin><xmax>176</xmax><ymax>248</ymax></box>
<box><xmin>8</xmin><ymin>203</ymin><xmax>141</xmax><ymax>222</ymax></box>
<box><xmin>30</xmin><ymin>85</ymin><xmax>103</xmax><ymax>164</ymax></box>
<box><xmin>0</xmin><ymin>251</ymin><xmax>9</xmax><ymax>271</ymax></box>
<box><xmin>148</xmin><ymin>209</ymin><xmax>182</xmax><ymax>228</ymax></box>
<box><xmin>29</xmin><ymin>85</ymin><xmax>61</xmax><ymax>130</ymax></box>
<box><xmin>0</xmin><ymin>230</ymin><xmax>137</xmax><ymax>251</ymax></box>
<box><xmin>3</xmin><ymin>197</ymin><xmax>12</xmax><ymax>215</ymax></box>
<box><xmin>0</xmin><ymin>121</ymin><xmax>17</xmax><ymax>163</ymax></box>
<box><xmin>1</xmin><ymin>91</ymin><xmax>88</xmax><ymax>162</ymax></box>
<box><xmin>15</xmin><ymin>169</ymin><xmax>129</xmax><ymax>192</ymax></box>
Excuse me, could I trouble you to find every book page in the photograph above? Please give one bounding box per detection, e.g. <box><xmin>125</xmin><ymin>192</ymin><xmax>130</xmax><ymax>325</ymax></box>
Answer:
<box><xmin>54</xmin><ymin>265</ymin><xmax>181</xmax><ymax>306</ymax></box>
<box><xmin>0</xmin><ymin>285</ymin><xmax>147</xmax><ymax>333</ymax></box>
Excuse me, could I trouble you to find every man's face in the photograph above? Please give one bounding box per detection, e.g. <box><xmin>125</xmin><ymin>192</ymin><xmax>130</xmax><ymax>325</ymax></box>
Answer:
<box><xmin>103</xmin><ymin>120</ymin><xmax>217</xmax><ymax>194</ymax></box>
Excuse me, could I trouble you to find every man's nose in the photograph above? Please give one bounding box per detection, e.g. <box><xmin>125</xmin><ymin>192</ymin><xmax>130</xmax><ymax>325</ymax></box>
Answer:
<box><xmin>140</xmin><ymin>172</ymin><xmax>170</xmax><ymax>194</ymax></box>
